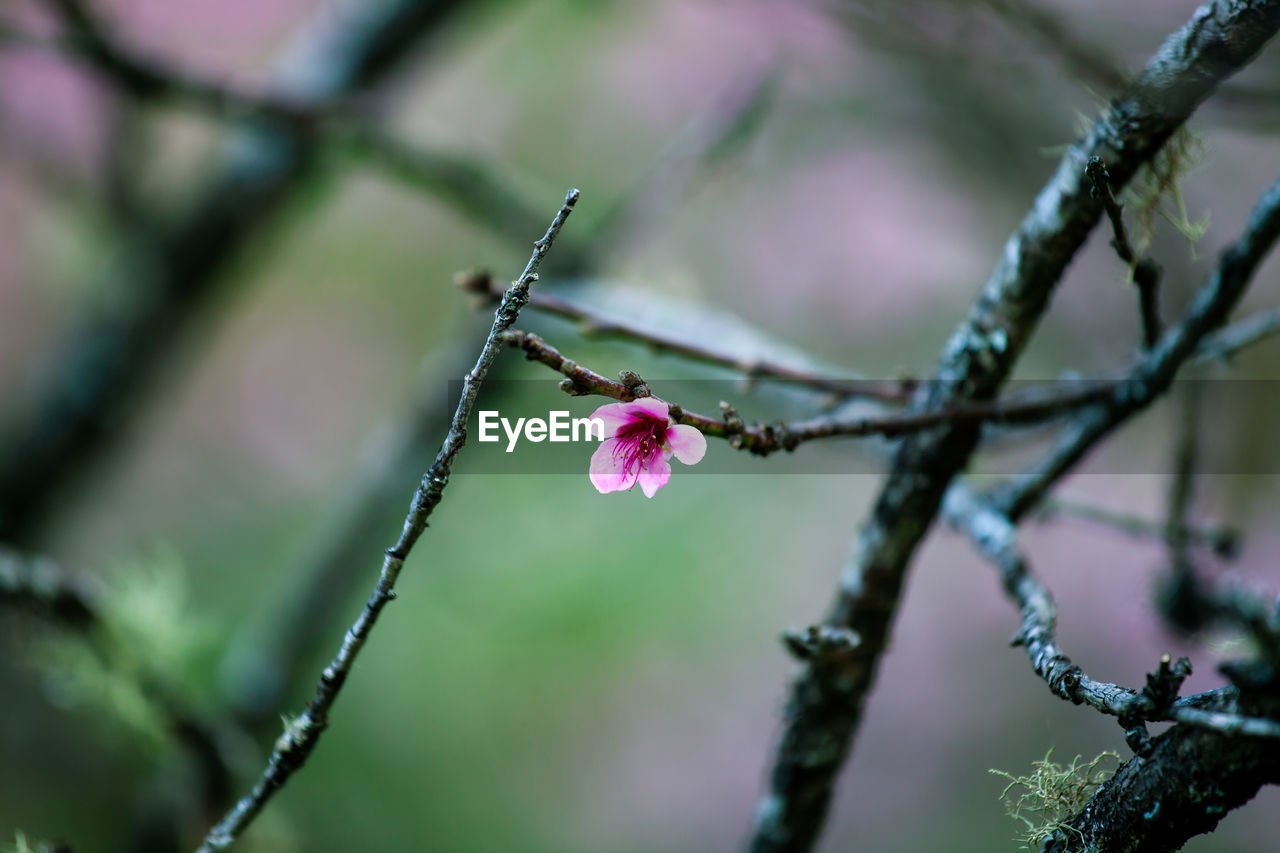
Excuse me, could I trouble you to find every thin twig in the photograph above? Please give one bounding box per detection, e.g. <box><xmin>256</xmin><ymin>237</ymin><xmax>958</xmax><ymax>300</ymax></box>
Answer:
<box><xmin>217</xmin><ymin>63</ymin><xmax>784</xmax><ymax>726</ymax></box>
<box><xmin>37</xmin><ymin>0</ymin><xmax>320</xmax><ymax>120</ymax></box>
<box><xmin>196</xmin><ymin>190</ymin><xmax>579</xmax><ymax>852</ymax></box>
<box><xmin>1087</xmin><ymin>156</ymin><xmax>1163</xmax><ymax>348</ymax></box>
<box><xmin>500</xmin><ymin>330</ymin><xmax>1116</xmax><ymax>454</ymax></box>
<box><xmin>1034</xmin><ymin>497</ymin><xmax>1239</xmax><ymax>559</ymax></box>
<box><xmin>943</xmin><ymin>486</ymin><xmax>1280</xmax><ymax>739</ymax></box>
<box><xmin>1154</xmin><ymin>386</ymin><xmax>1205</xmax><ymax>631</ymax></box>
<box><xmin>462</xmin><ymin>275</ymin><xmax>914</xmax><ymax>403</ymax></box>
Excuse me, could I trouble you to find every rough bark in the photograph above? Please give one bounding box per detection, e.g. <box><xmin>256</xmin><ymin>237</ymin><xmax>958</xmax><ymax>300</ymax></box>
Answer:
<box><xmin>747</xmin><ymin>4</ymin><xmax>1280</xmax><ymax>851</ymax></box>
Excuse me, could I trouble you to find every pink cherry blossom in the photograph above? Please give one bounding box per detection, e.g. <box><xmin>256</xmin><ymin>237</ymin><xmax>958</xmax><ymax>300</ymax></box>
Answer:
<box><xmin>588</xmin><ymin>396</ymin><xmax>707</xmax><ymax>497</ymax></box>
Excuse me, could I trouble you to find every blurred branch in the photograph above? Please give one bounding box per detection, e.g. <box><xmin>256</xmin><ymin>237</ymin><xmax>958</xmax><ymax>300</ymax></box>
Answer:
<box><xmin>991</xmin><ymin>173</ymin><xmax>1280</xmax><ymax>524</ymax></box>
<box><xmin>1193</xmin><ymin>307</ymin><xmax>1280</xmax><ymax>362</ymax></box>
<box><xmin>337</xmin><ymin>128</ymin><xmax>572</xmax><ymax>256</ymax></box>
<box><xmin>1033</xmin><ymin>497</ymin><xmax>1240</xmax><ymax>559</ymax></box>
<box><xmin>980</xmin><ymin>0</ymin><xmax>1280</xmax><ymax>121</ymax></box>
<box><xmin>979</xmin><ymin>0</ymin><xmax>1128</xmax><ymax>91</ymax></box>
<box><xmin>574</xmin><ymin>64</ymin><xmax>780</xmax><ymax>270</ymax></box>
<box><xmin>0</xmin><ymin>546</ymin><xmax>100</xmax><ymax>630</ymax></box>
<box><xmin>0</xmin><ymin>546</ymin><xmax>244</xmax><ymax>828</ymax></box>
<box><xmin>747</xmin><ymin>4</ymin><xmax>1280</xmax><ymax>850</ymax></box>
<box><xmin>197</xmin><ymin>189</ymin><xmax>580</xmax><ymax>852</ymax></box>
<box><xmin>0</xmin><ymin>0</ymin><xmax>473</xmax><ymax>544</ymax></box>
<box><xmin>218</xmin><ymin>343</ymin><xmax>482</xmax><ymax>726</ymax></box>
<box><xmin>839</xmin><ymin>0</ymin><xmax>1280</xmax><ymax>123</ymax></box>
<box><xmin>0</xmin><ymin>3</ymin><xmax>558</xmax><ymax>249</ymax></box>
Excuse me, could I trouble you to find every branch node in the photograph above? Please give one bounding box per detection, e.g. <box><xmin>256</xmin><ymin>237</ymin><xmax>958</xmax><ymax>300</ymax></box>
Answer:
<box><xmin>782</xmin><ymin>624</ymin><xmax>862</xmax><ymax>662</ymax></box>
<box><xmin>618</xmin><ymin>370</ymin><xmax>651</xmax><ymax>398</ymax></box>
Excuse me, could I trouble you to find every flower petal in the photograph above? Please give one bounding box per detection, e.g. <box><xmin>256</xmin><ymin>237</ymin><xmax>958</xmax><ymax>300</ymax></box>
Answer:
<box><xmin>666</xmin><ymin>424</ymin><xmax>707</xmax><ymax>465</ymax></box>
<box><xmin>589</xmin><ymin>402</ymin><xmax>640</xmax><ymax>436</ymax></box>
<box><xmin>637</xmin><ymin>455</ymin><xmax>672</xmax><ymax>498</ymax></box>
<box><xmin>628</xmin><ymin>396</ymin><xmax>671</xmax><ymax>422</ymax></box>
<box><xmin>589</xmin><ymin>438</ymin><xmax>638</xmax><ymax>493</ymax></box>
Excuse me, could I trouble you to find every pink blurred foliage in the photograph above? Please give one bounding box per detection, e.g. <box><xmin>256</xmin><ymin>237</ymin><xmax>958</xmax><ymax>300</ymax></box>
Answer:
<box><xmin>0</xmin><ymin>46</ymin><xmax>106</xmax><ymax>170</ymax></box>
<box><xmin>95</xmin><ymin>0</ymin><xmax>320</xmax><ymax>72</ymax></box>
<box><xmin>605</xmin><ymin>0</ymin><xmax>853</xmax><ymax>129</ymax></box>
<box><xmin>730</xmin><ymin>148</ymin><xmax>989</xmax><ymax>330</ymax></box>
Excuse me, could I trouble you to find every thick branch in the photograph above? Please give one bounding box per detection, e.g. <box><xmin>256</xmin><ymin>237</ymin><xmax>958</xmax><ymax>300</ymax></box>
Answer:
<box><xmin>748</xmin><ymin>5</ymin><xmax>1280</xmax><ymax>851</ymax></box>
<box><xmin>1044</xmin><ymin>707</ymin><xmax>1280</xmax><ymax>853</ymax></box>
<box><xmin>196</xmin><ymin>189</ymin><xmax>579</xmax><ymax>852</ymax></box>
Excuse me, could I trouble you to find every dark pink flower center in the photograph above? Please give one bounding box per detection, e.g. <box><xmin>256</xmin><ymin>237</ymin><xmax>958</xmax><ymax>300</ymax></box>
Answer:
<box><xmin>612</xmin><ymin>415</ymin><xmax>668</xmax><ymax>479</ymax></box>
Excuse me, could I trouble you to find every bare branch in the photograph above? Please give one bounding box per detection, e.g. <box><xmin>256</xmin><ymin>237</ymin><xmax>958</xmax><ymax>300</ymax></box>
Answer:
<box><xmin>215</xmin><ymin>65</ymin><xmax>786</xmax><ymax>724</ymax></box>
<box><xmin>462</xmin><ymin>274</ymin><xmax>915</xmax><ymax>403</ymax></box>
<box><xmin>1034</xmin><ymin>497</ymin><xmax>1240</xmax><ymax>559</ymax></box>
<box><xmin>1087</xmin><ymin>156</ymin><xmax>1163</xmax><ymax>348</ymax></box>
<box><xmin>993</xmin><ymin>172</ymin><xmax>1280</xmax><ymax>523</ymax></box>
<box><xmin>196</xmin><ymin>189</ymin><xmax>580</xmax><ymax>852</ymax></box>
<box><xmin>1043</xmin><ymin>706</ymin><xmax>1280</xmax><ymax>852</ymax></box>
<box><xmin>943</xmin><ymin>486</ymin><xmax>1280</xmax><ymax>739</ymax></box>
<box><xmin>500</xmin><ymin>330</ymin><xmax>1117</xmax><ymax>454</ymax></box>
<box><xmin>748</xmin><ymin>5</ymin><xmax>1280</xmax><ymax>850</ymax></box>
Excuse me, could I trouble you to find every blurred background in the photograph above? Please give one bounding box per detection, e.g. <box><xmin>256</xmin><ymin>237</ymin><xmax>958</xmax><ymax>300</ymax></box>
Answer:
<box><xmin>2</xmin><ymin>0</ymin><xmax>1280</xmax><ymax>850</ymax></box>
